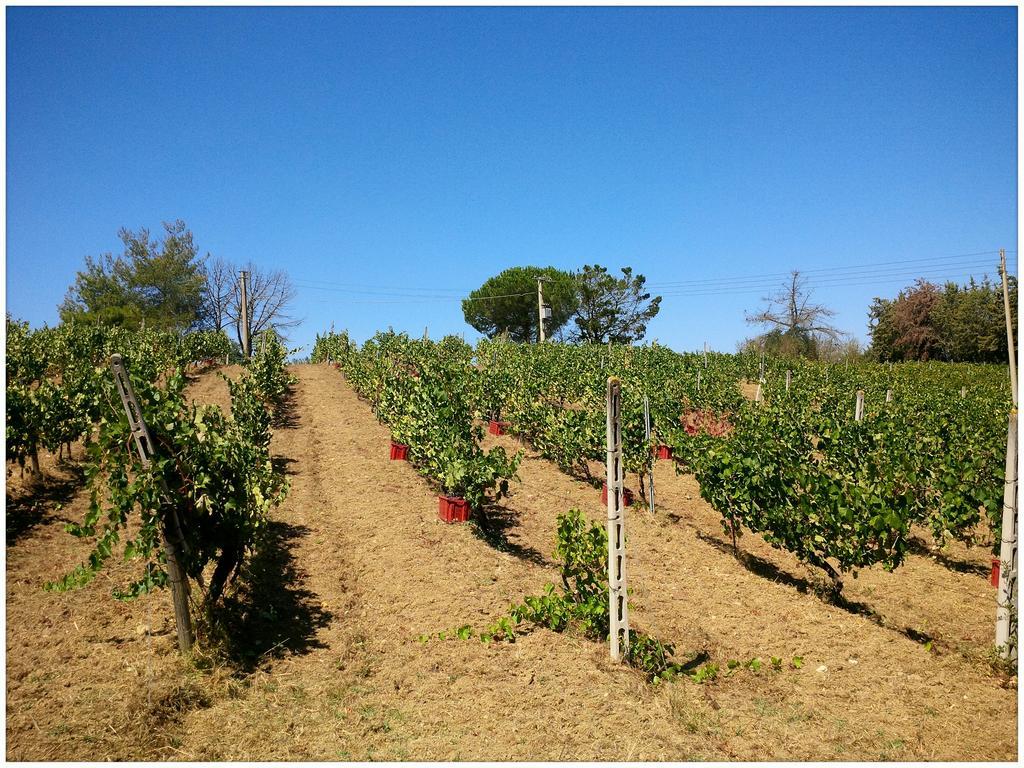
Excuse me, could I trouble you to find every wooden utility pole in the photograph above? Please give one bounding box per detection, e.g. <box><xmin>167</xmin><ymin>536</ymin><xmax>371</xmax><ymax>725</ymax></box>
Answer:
<box><xmin>1000</xmin><ymin>249</ymin><xmax>1017</xmax><ymax>406</ymax></box>
<box><xmin>109</xmin><ymin>355</ymin><xmax>193</xmax><ymax>654</ymax></box>
<box><xmin>537</xmin><ymin>277</ymin><xmax>546</xmax><ymax>343</ymax></box>
<box><xmin>239</xmin><ymin>270</ymin><xmax>251</xmax><ymax>359</ymax></box>
<box><xmin>606</xmin><ymin>377</ymin><xmax>629</xmax><ymax>661</ymax></box>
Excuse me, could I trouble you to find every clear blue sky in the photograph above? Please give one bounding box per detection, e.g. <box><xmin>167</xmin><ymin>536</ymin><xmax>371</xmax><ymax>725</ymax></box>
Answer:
<box><xmin>6</xmin><ymin>6</ymin><xmax>1018</xmax><ymax>355</ymax></box>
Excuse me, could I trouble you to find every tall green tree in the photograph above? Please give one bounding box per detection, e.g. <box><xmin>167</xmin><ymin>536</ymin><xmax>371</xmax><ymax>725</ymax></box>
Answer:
<box><xmin>463</xmin><ymin>266</ymin><xmax>577</xmax><ymax>342</ymax></box>
<box><xmin>60</xmin><ymin>220</ymin><xmax>207</xmax><ymax>333</ymax></box>
<box><xmin>868</xmin><ymin>275</ymin><xmax>1017</xmax><ymax>362</ymax></box>
<box><xmin>572</xmin><ymin>265</ymin><xmax>661</xmax><ymax>344</ymax></box>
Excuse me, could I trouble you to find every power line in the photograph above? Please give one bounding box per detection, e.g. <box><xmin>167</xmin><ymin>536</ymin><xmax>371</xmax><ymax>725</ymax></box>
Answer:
<box><xmin>656</xmin><ymin>261</ymin><xmax>1012</xmax><ymax>298</ymax></box>
<box><xmin>646</xmin><ymin>250</ymin><xmax>1012</xmax><ymax>289</ymax></box>
<box><xmin>292</xmin><ymin>248</ymin><xmax>1016</xmax><ymax>302</ymax></box>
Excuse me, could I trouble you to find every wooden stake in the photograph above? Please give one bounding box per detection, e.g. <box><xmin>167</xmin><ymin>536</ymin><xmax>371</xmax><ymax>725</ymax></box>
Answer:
<box><xmin>785</xmin><ymin>369</ymin><xmax>791</xmax><ymax>393</ymax></box>
<box><xmin>644</xmin><ymin>395</ymin><xmax>655</xmax><ymax>513</ymax></box>
<box><xmin>855</xmin><ymin>390</ymin><xmax>865</xmax><ymax>421</ymax></box>
<box><xmin>109</xmin><ymin>354</ymin><xmax>194</xmax><ymax>654</ymax></box>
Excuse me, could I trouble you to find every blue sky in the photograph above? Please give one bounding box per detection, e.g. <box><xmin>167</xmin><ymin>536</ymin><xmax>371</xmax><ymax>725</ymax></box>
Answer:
<box><xmin>5</xmin><ymin>6</ymin><xmax>1018</xmax><ymax>355</ymax></box>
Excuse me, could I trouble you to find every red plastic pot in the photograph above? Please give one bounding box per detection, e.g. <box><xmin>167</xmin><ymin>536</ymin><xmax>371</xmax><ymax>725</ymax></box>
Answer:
<box><xmin>438</xmin><ymin>495</ymin><xmax>470</xmax><ymax>523</ymax></box>
<box><xmin>991</xmin><ymin>557</ymin><xmax>1000</xmax><ymax>587</ymax></box>
<box><xmin>389</xmin><ymin>441</ymin><xmax>409</xmax><ymax>461</ymax></box>
<box><xmin>488</xmin><ymin>420</ymin><xmax>510</xmax><ymax>436</ymax></box>
<box><xmin>656</xmin><ymin>444</ymin><xmax>672</xmax><ymax>460</ymax></box>
<box><xmin>601</xmin><ymin>483</ymin><xmax>634</xmax><ymax>507</ymax></box>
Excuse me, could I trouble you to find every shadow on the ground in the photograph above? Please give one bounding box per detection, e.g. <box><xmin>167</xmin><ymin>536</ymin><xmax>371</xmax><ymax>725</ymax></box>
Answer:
<box><xmin>5</xmin><ymin>464</ymin><xmax>83</xmax><ymax>546</ymax></box>
<box><xmin>693</xmin><ymin>529</ymin><xmax>938</xmax><ymax>650</ymax></box>
<box><xmin>472</xmin><ymin>504</ymin><xmax>550</xmax><ymax>567</ymax></box>
<box><xmin>272</xmin><ymin>388</ymin><xmax>300</xmax><ymax>430</ymax></box>
<box><xmin>271</xmin><ymin>455</ymin><xmax>299</xmax><ymax>477</ymax></box>
<box><xmin>908</xmin><ymin>536</ymin><xmax>990</xmax><ymax>578</ymax></box>
<box><xmin>212</xmin><ymin>520</ymin><xmax>332</xmax><ymax>672</ymax></box>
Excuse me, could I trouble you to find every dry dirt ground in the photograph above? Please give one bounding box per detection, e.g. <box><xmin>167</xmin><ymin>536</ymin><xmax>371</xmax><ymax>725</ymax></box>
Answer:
<box><xmin>5</xmin><ymin>363</ymin><xmax>1018</xmax><ymax>761</ymax></box>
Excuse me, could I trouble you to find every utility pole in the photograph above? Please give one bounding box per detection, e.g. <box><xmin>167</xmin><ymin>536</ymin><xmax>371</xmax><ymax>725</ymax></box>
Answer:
<box><xmin>537</xmin><ymin>277</ymin><xmax>546</xmax><ymax>343</ymax></box>
<box><xmin>239</xmin><ymin>270</ymin><xmax>251</xmax><ymax>359</ymax></box>
<box><xmin>1000</xmin><ymin>249</ymin><xmax>1017</xmax><ymax>406</ymax></box>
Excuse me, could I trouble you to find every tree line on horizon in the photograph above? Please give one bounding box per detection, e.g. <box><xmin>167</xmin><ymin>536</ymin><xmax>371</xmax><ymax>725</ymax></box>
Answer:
<box><xmin>57</xmin><ymin>220</ymin><xmax>298</xmax><ymax>351</ymax></box>
<box><xmin>50</xmin><ymin>222</ymin><xmax>1017</xmax><ymax>364</ymax></box>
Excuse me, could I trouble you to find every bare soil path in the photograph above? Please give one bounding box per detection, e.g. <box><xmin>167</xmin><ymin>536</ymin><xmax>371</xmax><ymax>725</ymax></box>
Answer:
<box><xmin>6</xmin><ymin>363</ymin><xmax>1017</xmax><ymax>760</ymax></box>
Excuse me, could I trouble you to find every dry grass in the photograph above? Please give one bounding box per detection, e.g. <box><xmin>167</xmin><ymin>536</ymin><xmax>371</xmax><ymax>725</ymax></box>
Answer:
<box><xmin>6</xmin><ymin>363</ymin><xmax>1017</xmax><ymax>761</ymax></box>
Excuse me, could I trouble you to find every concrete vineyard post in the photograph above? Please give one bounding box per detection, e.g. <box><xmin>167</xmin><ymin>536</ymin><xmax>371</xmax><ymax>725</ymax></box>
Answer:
<box><xmin>960</xmin><ymin>386</ymin><xmax>967</xmax><ymax>399</ymax></box>
<box><xmin>886</xmin><ymin>389</ymin><xmax>893</xmax><ymax>403</ymax></box>
<box><xmin>697</xmin><ymin>369</ymin><xmax>702</xmax><ymax>393</ymax></box>
<box><xmin>754</xmin><ymin>382</ymin><xmax>763</xmax><ymax>404</ymax></box>
<box><xmin>996</xmin><ymin>410</ymin><xmax>1018</xmax><ymax>660</ymax></box>
<box><xmin>855</xmin><ymin>390</ymin><xmax>865</xmax><ymax>422</ymax></box>
<box><xmin>644</xmin><ymin>395</ymin><xmax>655</xmax><ymax>513</ymax></box>
<box><xmin>606</xmin><ymin>377</ymin><xmax>629</xmax><ymax>661</ymax></box>
<box><xmin>703</xmin><ymin>341</ymin><xmax>708</xmax><ymax>368</ymax></box>
<box><xmin>109</xmin><ymin>354</ymin><xmax>194</xmax><ymax>654</ymax></box>
<box><xmin>786</xmin><ymin>369</ymin><xmax>791</xmax><ymax>393</ymax></box>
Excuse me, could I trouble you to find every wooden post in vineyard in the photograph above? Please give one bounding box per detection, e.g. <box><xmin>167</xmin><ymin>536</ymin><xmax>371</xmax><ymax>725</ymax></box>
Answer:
<box><xmin>886</xmin><ymin>388</ymin><xmax>893</xmax><ymax>403</ymax></box>
<box><xmin>644</xmin><ymin>395</ymin><xmax>655</xmax><ymax>513</ymax></box>
<box><xmin>703</xmin><ymin>341</ymin><xmax>708</xmax><ymax>368</ymax></box>
<box><xmin>785</xmin><ymin>369</ymin><xmax>791</xmax><ymax>393</ymax></box>
<box><xmin>606</xmin><ymin>377</ymin><xmax>629</xmax><ymax>661</ymax></box>
<box><xmin>697</xmin><ymin>369</ymin><xmax>702</xmax><ymax>393</ymax></box>
<box><xmin>109</xmin><ymin>355</ymin><xmax>194</xmax><ymax>654</ymax></box>
<box><xmin>754</xmin><ymin>382</ymin><xmax>763</xmax><ymax>403</ymax></box>
<box><xmin>855</xmin><ymin>390</ymin><xmax>865</xmax><ymax>422</ymax></box>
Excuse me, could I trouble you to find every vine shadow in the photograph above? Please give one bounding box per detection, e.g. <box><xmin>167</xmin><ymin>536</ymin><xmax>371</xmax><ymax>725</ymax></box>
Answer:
<box><xmin>694</xmin><ymin>530</ymin><xmax>938</xmax><ymax>649</ymax></box>
<box><xmin>907</xmin><ymin>536</ymin><xmax>990</xmax><ymax>578</ymax></box>
<box><xmin>271</xmin><ymin>389</ymin><xmax>300</xmax><ymax>430</ymax></box>
<box><xmin>212</xmin><ymin>520</ymin><xmax>332</xmax><ymax>672</ymax></box>
<box><xmin>472</xmin><ymin>503</ymin><xmax>550</xmax><ymax>567</ymax></box>
<box><xmin>5</xmin><ymin>465</ymin><xmax>83</xmax><ymax>545</ymax></box>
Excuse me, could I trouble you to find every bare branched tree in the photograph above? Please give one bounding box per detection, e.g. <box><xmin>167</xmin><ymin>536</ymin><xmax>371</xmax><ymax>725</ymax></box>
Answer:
<box><xmin>201</xmin><ymin>255</ymin><xmax>235</xmax><ymax>332</ymax></box>
<box><xmin>745</xmin><ymin>271</ymin><xmax>844</xmax><ymax>358</ymax></box>
<box><xmin>223</xmin><ymin>262</ymin><xmax>299</xmax><ymax>348</ymax></box>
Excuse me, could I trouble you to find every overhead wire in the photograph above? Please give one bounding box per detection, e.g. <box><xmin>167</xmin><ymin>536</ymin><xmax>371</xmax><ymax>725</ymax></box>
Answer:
<box><xmin>293</xmin><ymin>248</ymin><xmax>1016</xmax><ymax>304</ymax></box>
